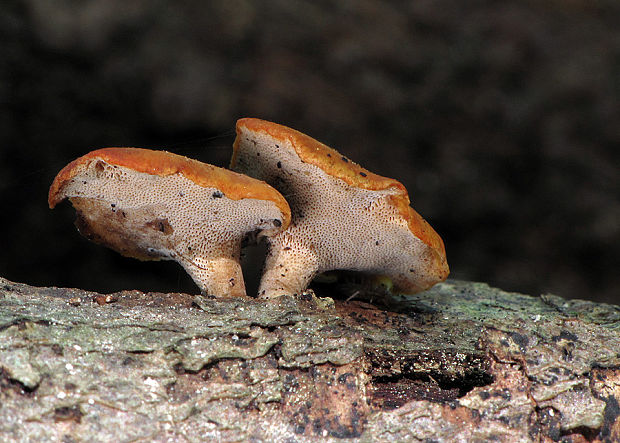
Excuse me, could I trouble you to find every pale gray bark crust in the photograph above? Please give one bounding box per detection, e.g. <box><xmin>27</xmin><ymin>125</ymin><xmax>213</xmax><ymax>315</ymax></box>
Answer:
<box><xmin>1</xmin><ymin>277</ymin><xmax>619</xmax><ymax>442</ymax></box>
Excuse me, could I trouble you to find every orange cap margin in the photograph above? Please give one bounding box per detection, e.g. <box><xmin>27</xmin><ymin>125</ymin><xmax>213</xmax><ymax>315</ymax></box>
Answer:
<box><xmin>233</xmin><ymin>118</ymin><xmax>405</xmax><ymax>192</ymax></box>
<box><xmin>48</xmin><ymin>147</ymin><xmax>291</xmax><ymax>229</ymax></box>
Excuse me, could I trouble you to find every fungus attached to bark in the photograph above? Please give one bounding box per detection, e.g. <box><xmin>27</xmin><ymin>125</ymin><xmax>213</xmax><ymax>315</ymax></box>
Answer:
<box><xmin>231</xmin><ymin>118</ymin><xmax>449</xmax><ymax>298</ymax></box>
<box><xmin>49</xmin><ymin>147</ymin><xmax>290</xmax><ymax>297</ymax></box>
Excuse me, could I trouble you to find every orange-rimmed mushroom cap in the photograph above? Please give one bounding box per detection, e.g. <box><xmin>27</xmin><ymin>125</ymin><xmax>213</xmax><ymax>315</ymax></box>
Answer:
<box><xmin>231</xmin><ymin>118</ymin><xmax>449</xmax><ymax>297</ymax></box>
<box><xmin>50</xmin><ymin>147</ymin><xmax>290</xmax><ymax>221</ymax></box>
<box><xmin>232</xmin><ymin>118</ymin><xmax>401</xmax><ymax>191</ymax></box>
<box><xmin>50</xmin><ymin>147</ymin><xmax>291</xmax><ymax>297</ymax></box>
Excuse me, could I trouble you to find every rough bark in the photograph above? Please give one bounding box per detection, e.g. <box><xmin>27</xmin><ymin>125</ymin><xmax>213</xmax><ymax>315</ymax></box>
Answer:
<box><xmin>1</xmin><ymin>276</ymin><xmax>619</xmax><ymax>442</ymax></box>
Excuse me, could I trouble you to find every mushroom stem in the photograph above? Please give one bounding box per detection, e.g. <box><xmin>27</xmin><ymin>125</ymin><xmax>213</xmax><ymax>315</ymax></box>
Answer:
<box><xmin>181</xmin><ymin>254</ymin><xmax>247</xmax><ymax>298</ymax></box>
<box><xmin>258</xmin><ymin>239</ymin><xmax>319</xmax><ymax>299</ymax></box>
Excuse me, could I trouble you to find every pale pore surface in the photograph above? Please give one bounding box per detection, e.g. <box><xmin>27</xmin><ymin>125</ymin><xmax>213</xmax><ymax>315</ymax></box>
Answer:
<box><xmin>233</xmin><ymin>130</ymin><xmax>443</xmax><ymax>297</ymax></box>
<box><xmin>58</xmin><ymin>159</ymin><xmax>285</xmax><ymax>296</ymax></box>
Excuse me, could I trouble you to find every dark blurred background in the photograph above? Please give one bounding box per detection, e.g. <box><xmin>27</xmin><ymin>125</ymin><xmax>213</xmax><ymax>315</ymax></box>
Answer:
<box><xmin>1</xmin><ymin>1</ymin><xmax>618</xmax><ymax>304</ymax></box>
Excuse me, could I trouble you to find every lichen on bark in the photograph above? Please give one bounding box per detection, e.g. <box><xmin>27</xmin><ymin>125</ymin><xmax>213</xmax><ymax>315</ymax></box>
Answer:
<box><xmin>1</xmin><ymin>277</ymin><xmax>619</xmax><ymax>441</ymax></box>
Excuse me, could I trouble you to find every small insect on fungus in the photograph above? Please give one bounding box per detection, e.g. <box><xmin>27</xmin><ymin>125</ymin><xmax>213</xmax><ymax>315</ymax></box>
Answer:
<box><xmin>49</xmin><ymin>147</ymin><xmax>290</xmax><ymax>297</ymax></box>
<box><xmin>230</xmin><ymin>118</ymin><xmax>449</xmax><ymax>298</ymax></box>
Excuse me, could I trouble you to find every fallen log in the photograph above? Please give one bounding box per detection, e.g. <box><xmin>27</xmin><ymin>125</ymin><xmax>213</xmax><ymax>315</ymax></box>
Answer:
<box><xmin>1</xmin><ymin>277</ymin><xmax>618</xmax><ymax>441</ymax></box>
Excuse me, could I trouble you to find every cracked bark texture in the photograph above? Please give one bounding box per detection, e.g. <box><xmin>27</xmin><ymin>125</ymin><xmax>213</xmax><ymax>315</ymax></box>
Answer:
<box><xmin>1</xmin><ymin>276</ymin><xmax>619</xmax><ymax>442</ymax></box>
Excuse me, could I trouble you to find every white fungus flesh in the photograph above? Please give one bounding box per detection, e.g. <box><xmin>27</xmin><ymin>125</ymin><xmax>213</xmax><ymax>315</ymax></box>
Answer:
<box><xmin>230</xmin><ymin>118</ymin><xmax>449</xmax><ymax>298</ymax></box>
<box><xmin>49</xmin><ymin>148</ymin><xmax>290</xmax><ymax>297</ymax></box>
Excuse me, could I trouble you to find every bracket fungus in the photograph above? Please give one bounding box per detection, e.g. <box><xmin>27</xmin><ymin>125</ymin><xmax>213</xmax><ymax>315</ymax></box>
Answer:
<box><xmin>231</xmin><ymin>118</ymin><xmax>449</xmax><ymax>298</ymax></box>
<box><xmin>49</xmin><ymin>147</ymin><xmax>290</xmax><ymax>297</ymax></box>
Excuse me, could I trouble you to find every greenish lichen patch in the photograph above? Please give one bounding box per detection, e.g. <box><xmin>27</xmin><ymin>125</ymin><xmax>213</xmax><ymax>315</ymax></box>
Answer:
<box><xmin>0</xmin><ymin>348</ymin><xmax>41</xmax><ymax>389</ymax></box>
<box><xmin>174</xmin><ymin>327</ymin><xmax>279</xmax><ymax>371</ymax></box>
<box><xmin>278</xmin><ymin>318</ymin><xmax>364</xmax><ymax>367</ymax></box>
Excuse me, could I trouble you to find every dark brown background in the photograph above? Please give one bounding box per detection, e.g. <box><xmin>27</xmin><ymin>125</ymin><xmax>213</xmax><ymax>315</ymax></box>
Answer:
<box><xmin>1</xmin><ymin>1</ymin><xmax>618</xmax><ymax>303</ymax></box>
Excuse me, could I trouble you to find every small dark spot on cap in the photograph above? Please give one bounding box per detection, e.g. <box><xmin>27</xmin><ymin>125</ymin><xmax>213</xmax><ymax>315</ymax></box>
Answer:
<box><xmin>277</xmin><ymin>161</ymin><xmax>282</xmax><ymax>169</ymax></box>
<box><xmin>327</xmin><ymin>153</ymin><xmax>331</xmax><ymax>157</ymax></box>
<box><xmin>146</xmin><ymin>218</ymin><xmax>174</xmax><ymax>235</ymax></box>
<box><xmin>341</xmin><ymin>156</ymin><xmax>348</xmax><ymax>162</ymax></box>
<box><xmin>256</xmin><ymin>152</ymin><xmax>260</xmax><ymax>156</ymax></box>
<box><xmin>359</xmin><ymin>172</ymin><xmax>367</xmax><ymax>177</ymax></box>
<box><xmin>212</xmin><ymin>191</ymin><xmax>223</xmax><ymax>198</ymax></box>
